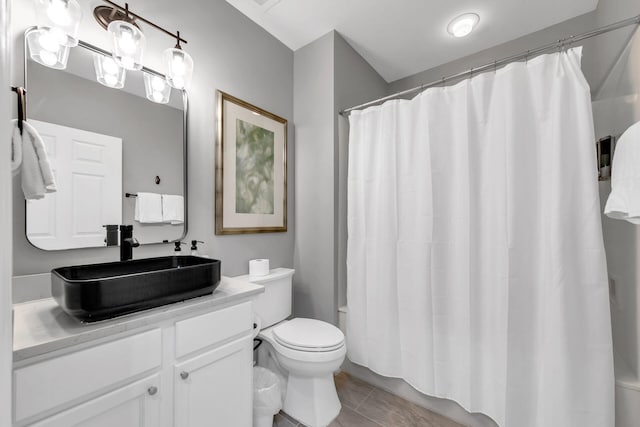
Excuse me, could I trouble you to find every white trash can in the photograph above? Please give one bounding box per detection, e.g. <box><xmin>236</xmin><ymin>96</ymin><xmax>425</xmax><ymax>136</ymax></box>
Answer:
<box><xmin>253</xmin><ymin>366</ymin><xmax>282</xmax><ymax>427</ymax></box>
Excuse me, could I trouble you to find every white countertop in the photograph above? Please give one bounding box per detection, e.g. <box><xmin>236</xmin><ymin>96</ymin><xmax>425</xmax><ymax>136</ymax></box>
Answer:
<box><xmin>13</xmin><ymin>276</ymin><xmax>264</xmax><ymax>362</ymax></box>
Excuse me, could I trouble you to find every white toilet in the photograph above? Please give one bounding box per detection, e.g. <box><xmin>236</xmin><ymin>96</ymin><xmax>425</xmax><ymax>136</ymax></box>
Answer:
<box><xmin>240</xmin><ymin>268</ymin><xmax>346</xmax><ymax>427</ymax></box>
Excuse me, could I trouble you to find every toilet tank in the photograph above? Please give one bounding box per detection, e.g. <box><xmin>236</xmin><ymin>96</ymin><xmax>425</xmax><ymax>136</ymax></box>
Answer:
<box><xmin>239</xmin><ymin>268</ymin><xmax>294</xmax><ymax>328</ymax></box>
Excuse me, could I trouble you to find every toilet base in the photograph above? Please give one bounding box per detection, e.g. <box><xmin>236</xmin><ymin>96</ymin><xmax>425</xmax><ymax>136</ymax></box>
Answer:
<box><xmin>283</xmin><ymin>373</ymin><xmax>341</xmax><ymax>427</ymax></box>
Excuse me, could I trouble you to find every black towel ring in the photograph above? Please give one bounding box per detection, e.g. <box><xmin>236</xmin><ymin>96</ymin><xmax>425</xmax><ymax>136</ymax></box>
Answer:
<box><xmin>11</xmin><ymin>86</ymin><xmax>27</xmax><ymax>135</ymax></box>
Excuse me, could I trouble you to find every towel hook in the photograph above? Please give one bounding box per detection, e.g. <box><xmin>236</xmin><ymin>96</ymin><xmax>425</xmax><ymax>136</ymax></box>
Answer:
<box><xmin>11</xmin><ymin>86</ymin><xmax>27</xmax><ymax>135</ymax></box>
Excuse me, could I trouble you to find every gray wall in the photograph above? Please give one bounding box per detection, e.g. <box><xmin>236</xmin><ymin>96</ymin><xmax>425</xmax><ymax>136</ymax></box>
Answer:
<box><xmin>293</xmin><ymin>32</ymin><xmax>335</xmax><ymax>323</ymax></box>
<box><xmin>293</xmin><ymin>31</ymin><xmax>387</xmax><ymax>324</ymax></box>
<box><xmin>27</xmin><ymin>62</ymin><xmax>184</xmax><ymax>246</ymax></box>
<box><xmin>11</xmin><ymin>0</ymin><xmax>294</xmax><ymax>277</ymax></box>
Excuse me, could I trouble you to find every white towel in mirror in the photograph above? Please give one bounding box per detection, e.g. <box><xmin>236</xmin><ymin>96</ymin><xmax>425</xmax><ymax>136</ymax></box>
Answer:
<box><xmin>162</xmin><ymin>194</ymin><xmax>184</xmax><ymax>225</ymax></box>
<box><xmin>134</xmin><ymin>192</ymin><xmax>164</xmax><ymax>223</ymax></box>
<box><xmin>18</xmin><ymin>120</ymin><xmax>57</xmax><ymax>200</ymax></box>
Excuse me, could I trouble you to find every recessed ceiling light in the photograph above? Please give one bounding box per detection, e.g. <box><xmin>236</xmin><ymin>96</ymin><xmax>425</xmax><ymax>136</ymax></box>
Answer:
<box><xmin>447</xmin><ymin>13</ymin><xmax>480</xmax><ymax>38</ymax></box>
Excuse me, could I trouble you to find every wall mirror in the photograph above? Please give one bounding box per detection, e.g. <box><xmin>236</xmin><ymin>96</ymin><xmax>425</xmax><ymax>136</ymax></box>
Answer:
<box><xmin>23</xmin><ymin>28</ymin><xmax>188</xmax><ymax>251</ymax></box>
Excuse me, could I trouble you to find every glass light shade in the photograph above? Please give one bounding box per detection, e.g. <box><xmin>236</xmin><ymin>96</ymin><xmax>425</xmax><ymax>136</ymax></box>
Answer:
<box><xmin>447</xmin><ymin>13</ymin><xmax>480</xmax><ymax>38</ymax></box>
<box><xmin>144</xmin><ymin>73</ymin><xmax>171</xmax><ymax>104</ymax></box>
<box><xmin>26</xmin><ymin>28</ymin><xmax>70</xmax><ymax>69</ymax></box>
<box><xmin>93</xmin><ymin>53</ymin><xmax>126</xmax><ymax>89</ymax></box>
<box><xmin>163</xmin><ymin>47</ymin><xmax>193</xmax><ymax>90</ymax></box>
<box><xmin>33</xmin><ymin>0</ymin><xmax>82</xmax><ymax>47</ymax></box>
<box><xmin>108</xmin><ymin>21</ymin><xmax>145</xmax><ymax>71</ymax></box>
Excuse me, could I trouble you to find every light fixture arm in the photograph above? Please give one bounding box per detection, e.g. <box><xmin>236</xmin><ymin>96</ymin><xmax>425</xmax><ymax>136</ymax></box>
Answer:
<box><xmin>101</xmin><ymin>0</ymin><xmax>188</xmax><ymax>45</ymax></box>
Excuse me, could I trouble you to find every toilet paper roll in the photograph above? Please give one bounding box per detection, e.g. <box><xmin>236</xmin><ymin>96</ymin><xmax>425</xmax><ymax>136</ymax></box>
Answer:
<box><xmin>249</xmin><ymin>259</ymin><xmax>270</xmax><ymax>277</ymax></box>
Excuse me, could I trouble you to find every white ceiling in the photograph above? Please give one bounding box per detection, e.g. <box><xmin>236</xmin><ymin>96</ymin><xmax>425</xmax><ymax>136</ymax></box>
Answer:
<box><xmin>225</xmin><ymin>0</ymin><xmax>599</xmax><ymax>82</ymax></box>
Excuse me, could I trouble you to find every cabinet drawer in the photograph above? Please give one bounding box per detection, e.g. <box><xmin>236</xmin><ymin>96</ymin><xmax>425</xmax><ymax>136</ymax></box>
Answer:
<box><xmin>14</xmin><ymin>329</ymin><xmax>161</xmax><ymax>423</ymax></box>
<box><xmin>175</xmin><ymin>302</ymin><xmax>252</xmax><ymax>358</ymax></box>
<box><xmin>28</xmin><ymin>374</ymin><xmax>161</xmax><ymax>427</ymax></box>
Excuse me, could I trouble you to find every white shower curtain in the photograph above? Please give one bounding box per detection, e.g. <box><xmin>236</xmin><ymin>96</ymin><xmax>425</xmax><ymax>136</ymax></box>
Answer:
<box><xmin>347</xmin><ymin>48</ymin><xmax>614</xmax><ymax>427</ymax></box>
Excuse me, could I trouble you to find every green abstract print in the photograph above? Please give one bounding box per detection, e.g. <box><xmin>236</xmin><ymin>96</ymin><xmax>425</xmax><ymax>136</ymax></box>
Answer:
<box><xmin>235</xmin><ymin>119</ymin><xmax>275</xmax><ymax>214</ymax></box>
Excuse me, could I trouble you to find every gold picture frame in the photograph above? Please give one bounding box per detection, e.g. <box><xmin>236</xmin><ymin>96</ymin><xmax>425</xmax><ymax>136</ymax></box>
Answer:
<box><xmin>215</xmin><ymin>91</ymin><xmax>288</xmax><ymax>234</ymax></box>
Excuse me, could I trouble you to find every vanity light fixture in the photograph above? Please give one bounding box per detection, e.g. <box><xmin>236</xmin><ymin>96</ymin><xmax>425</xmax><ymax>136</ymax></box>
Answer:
<box><xmin>29</xmin><ymin>0</ymin><xmax>82</xmax><ymax>69</ymax></box>
<box><xmin>447</xmin><ymin>13</ymin><xmax>480</xmax><ymax>38</ymax></box>
<box><xmin>163</xmin><ymin>32</ymin><xmax>194</xmax><ymax>90</ymax></box>
<box><xmin>93</xmin><ymin>53</ymin><xmax>126</xmax><ymax>88</ymax></box>
<box><xmin>143</xmin><ymin>73</ymin><xmax>171</xmax><ymax>104</ymax></box>
<box><xmin>29</xmin><ymin>0</ymin><xmax>194</xmax><ymax>99</ymax></box>
<box><xmin>95</xmin><ymin>1</ymin><xmax>192</xmax><ymax>91</ymax></box>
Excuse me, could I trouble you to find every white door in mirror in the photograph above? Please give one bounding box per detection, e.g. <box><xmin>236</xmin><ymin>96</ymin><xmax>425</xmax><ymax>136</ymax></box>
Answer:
<box><xmin>26</xmin><ymin>120</ymin><xmax>122</xmax><ymax>250</ymax></box>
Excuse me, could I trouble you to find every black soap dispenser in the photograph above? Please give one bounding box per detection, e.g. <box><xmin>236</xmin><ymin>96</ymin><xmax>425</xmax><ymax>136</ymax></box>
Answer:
<box><xmin>190</xmin><ymin>240</ymin><xmax>204</xmax><ymax>256</ymax></box>
<box><xmin>174</xmin><ymin>241</ymin><xmax>185</xmax><ymax>254</ymax></box>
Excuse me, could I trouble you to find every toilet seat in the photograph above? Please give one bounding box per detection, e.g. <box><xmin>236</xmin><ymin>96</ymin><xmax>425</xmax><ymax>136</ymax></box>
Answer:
<box><xmin>273</xmin><ymin>318</ymin><xmax>344</xmax><ymax>352</ymax></box>
<box><xmin>259</xmin><ymin>322</ymin><xmax>346</xmax><ymax>364</ymax></box>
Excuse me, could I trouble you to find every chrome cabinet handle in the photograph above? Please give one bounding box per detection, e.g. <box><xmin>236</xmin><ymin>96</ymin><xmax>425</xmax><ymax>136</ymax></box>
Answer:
<box><xmin>180</xmin><ymin>371</ymin><xmax>189</xmax><ymax>380</ymax></box>
<box><xmin>148</xmin><ymin>386</ymin><xmax>158</xmax><ymax>396</ymax></box>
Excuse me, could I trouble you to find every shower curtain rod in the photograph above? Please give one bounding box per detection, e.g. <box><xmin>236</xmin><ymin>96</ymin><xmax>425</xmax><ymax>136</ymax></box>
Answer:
<box><xmin>340</xmin><ymin>13</ymin><xmax>640</xmax><ymax>115</ymax></box>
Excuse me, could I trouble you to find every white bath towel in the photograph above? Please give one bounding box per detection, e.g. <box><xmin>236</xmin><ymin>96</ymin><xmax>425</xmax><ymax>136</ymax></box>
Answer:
<box><xmin>11</xmin><ymin>119</ymin><xmax>22</xmax><ymax>176</ymax></box>
<box><xmin>134</xmin><ymin>192</ymin><xmax>164</xmax><ymax>223</ymax></box>
<box><xmin>19</xmin><ymin>120</ymin><xmax>57</xmax><ymax>200</ymax></box>
<box><xmin>162</xmin><ymin>194</ymin><xmax>184</xmax><ymax>224</ymax></box>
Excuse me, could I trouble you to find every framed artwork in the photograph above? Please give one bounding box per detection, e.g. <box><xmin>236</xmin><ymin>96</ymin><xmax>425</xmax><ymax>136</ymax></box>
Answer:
<box><xmin>215</xmin><ymin>91</ymin><xmax>288</xmax><ymax>234</ymax></box>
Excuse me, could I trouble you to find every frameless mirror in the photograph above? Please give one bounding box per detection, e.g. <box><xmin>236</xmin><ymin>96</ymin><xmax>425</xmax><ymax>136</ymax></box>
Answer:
<box><xmin>23</xmin><ymin>28</ymin><xmax>188</xmax><ymax>250</ymax></box>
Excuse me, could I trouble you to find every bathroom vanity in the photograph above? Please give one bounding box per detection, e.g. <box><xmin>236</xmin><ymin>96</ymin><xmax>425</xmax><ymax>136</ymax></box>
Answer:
<box><xmin>12</xmin><ymin>276</ymin><xmax>263</xmax><ymax>427</ymax></box>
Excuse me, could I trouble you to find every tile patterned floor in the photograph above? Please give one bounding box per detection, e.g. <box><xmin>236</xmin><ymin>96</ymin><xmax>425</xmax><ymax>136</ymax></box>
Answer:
<box><xmin>274</xmin><ymin>372</ymin><xmax>465</xmax><ymax>427</ymax></box>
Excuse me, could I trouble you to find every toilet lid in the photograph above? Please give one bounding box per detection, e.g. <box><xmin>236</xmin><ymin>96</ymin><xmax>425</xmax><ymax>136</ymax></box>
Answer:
<box><xmin>273</xmin><ymin>318</ymin><xmax>345</xmax><ymax>351</ymax></box>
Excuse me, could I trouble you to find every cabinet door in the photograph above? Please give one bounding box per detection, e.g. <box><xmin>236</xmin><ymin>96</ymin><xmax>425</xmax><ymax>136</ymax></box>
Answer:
<box><xmin>174</xmin><ymin>336</ymin><xmax>252</xmax><ymax>427</ymax></box>
<box><xmin>28</xmin><ymin>375</ymin><xmax>160</xmax><ymax>427</ymax></box>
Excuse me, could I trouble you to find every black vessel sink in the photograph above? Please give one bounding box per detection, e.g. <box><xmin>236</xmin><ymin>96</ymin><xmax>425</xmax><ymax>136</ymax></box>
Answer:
<box><xmin>52</xmin><ymin>256</ymin><xmax>221</xmax><ymax>322</ymax></box>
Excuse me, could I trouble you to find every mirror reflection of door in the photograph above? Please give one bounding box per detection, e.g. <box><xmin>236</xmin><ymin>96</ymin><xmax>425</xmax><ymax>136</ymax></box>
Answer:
<box><xmin>26</xmin><ymin>120</ymin><xmax>123</xmax><ymax>250</ymax></box>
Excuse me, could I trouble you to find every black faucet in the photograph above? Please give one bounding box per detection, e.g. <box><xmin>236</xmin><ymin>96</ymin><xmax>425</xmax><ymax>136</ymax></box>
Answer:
<box><xmin>119</xmin><ymin>225</ymin><xmax>140</xmax><ymax>261</ymax></box>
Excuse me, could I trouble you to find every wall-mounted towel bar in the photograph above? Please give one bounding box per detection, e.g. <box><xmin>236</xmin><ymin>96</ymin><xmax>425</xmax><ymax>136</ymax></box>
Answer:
<box><xmin>125</xmin><ymin>193</ymin><xmax>138</xmax><ymax>198</ymax></box>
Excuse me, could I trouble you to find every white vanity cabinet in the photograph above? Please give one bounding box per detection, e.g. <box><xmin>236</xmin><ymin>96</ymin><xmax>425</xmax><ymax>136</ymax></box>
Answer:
<box><xmin>12</xmin><ymin>299</ymin><xmax>255</xmax><ymax>427</ymax></box>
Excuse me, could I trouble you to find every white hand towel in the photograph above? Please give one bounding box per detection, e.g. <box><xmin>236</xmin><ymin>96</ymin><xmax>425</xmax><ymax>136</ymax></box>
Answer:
<box><xmin>162</xmin><ymin>194</ymin><xmax>184</xmax><ymax>224</ymax></box>
<box><xmin>11</xmin><ymin>119</ymin><xmax>22</xmax><ymax>176</ymax></box>
<box><xmin>134</xmin><ymin>192</ymin><xmax>164</xmax><ymax>223</ymax></box>
<box><xmin>605</xmin><ymin>120</ymin><xmax>640</xmax><ymax>223</ymax></box>
<box><xmin>20</xmin><ymin>120</ymin><xmax>57</xmax><ymax>200</ymax></box>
